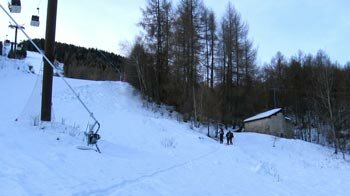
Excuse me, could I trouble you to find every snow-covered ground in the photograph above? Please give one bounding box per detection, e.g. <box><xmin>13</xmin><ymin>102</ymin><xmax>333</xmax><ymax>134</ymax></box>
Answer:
<box><xmin>0</xmin><ymin>52</ymin><xmax>349</xmax><ymax>196</ymax></box>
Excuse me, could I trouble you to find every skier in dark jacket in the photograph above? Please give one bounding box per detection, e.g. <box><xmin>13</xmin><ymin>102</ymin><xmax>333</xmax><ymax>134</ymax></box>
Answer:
<box><xmin>226</xmin><ymin>130</ymin><xmax>234</xmax><ymax>145</ymax></box>
<box><xmin>229</xmin><ymin>131</ymin><xmax>234</xmax><ymax>144</ymax></box>
<box><xmin>219</xmin><ymin>128</ymin><xmax>224</xmax><ymax>144</ymax></box>
<box><xmin>226</xmin><ymin>131</ymin><xmax>230</xmax><ymax>145</ymax></box>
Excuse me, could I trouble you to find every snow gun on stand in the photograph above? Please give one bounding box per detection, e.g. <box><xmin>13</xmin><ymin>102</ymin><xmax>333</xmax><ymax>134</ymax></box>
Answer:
<box><xmin>85</xmin><ymin>121</ymin><xmax>101</xmax><ymax>153</ymax></box>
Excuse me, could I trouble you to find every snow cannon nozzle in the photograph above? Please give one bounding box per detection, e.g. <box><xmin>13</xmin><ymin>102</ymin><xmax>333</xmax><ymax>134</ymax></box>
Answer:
<box><xmin>86</xmin><ymin>131</ymin><xmax>101</xmax><ymax>145</ymax></box>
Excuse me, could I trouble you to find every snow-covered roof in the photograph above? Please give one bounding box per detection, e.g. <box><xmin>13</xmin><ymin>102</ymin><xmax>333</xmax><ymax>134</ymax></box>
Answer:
<box><xmin>244</xmin><ymin>108</ymin><xmax>282</xmax><ymax>123</ymax></box>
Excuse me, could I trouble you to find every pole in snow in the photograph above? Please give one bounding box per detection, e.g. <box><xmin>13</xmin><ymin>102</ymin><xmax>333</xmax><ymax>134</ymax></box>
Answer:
<box><xmin>41</xmin><ymin>0</ymin><xmax>58</xmax><ymax>121</ymax></box>
<box><xmin>8</xmin><ymin>24</ymin><xmax>24</xmax><ymax>59</ymax></box>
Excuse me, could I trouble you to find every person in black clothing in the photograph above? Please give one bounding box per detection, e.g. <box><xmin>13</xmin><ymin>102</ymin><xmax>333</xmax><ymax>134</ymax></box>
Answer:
<box><xmin>229</xmin><ymin>131</ymin><xmax>234</xmax><ymax>144</ymax></box>
<box><xmin>226</xmin><ymin>131</ymin><xmax>230</xmax><ymax>145</ymax></box>
<box><xmin>219</xmin><ymin>127</ymin><xmax>224</xmax><ymax>144</ymax></box>
<box><xmin>226</xmin><ymin>130</ymin><xmax>234</xmax><ymax>145</ymax></box>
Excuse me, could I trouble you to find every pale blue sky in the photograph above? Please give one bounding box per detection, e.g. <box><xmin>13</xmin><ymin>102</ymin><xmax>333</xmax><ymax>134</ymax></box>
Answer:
<box><xmin>1</xmin><ymin>0</ymin><xmax>349</xmax><ymax>65</ymax></box>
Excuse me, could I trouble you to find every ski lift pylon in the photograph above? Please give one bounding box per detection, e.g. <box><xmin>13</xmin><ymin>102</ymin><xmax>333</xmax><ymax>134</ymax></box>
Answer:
<box><xmin>8</xmin><ymin>0</ymin><xmax>21</xmax><ymax>13</ymax></box>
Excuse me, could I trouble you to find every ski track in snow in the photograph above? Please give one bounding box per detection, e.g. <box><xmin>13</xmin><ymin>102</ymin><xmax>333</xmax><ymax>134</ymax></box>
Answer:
<box><xmin>73</xmin><ymin>147</ymin><xmax>220</xmax><ymax>196</ymax></box>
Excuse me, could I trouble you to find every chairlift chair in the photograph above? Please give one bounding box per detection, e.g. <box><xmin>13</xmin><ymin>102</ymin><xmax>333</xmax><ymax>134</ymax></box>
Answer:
<box><xmin>30</xmin><ymin>15</ymin><xmax>40</xmax><ymax>27</ymax></box>
<box><xmin>4</xmin><ymin>39</ymin><xmax>11</xmax><ymax>47</ymax></box>
<box><xmin>30</xmin><ymin>8</ymin><xmax>40</xmax><ymax>27</ymax></box>
<box><xmin>17</xmin><ymin>43</ymin><xmax>23</xmax><ymax>50</ymax></box>
<box><xmin>8</xmin><ymin>0</ymin><xmax>21</xmax><ymax>13</ymax></box>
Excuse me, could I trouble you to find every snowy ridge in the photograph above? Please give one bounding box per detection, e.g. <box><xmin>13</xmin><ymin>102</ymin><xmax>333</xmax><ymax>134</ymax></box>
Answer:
<box><xmin>0</xmin><ymin>53</ymin><xmax>349</xmax><ymax>196</ymax></box>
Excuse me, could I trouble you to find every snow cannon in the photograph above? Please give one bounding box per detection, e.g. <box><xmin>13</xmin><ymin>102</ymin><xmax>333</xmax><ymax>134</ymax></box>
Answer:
<box><xmin>84</xmin><ymin>121</ymin><xmax>101</xmax><ymax>153</ymax></box>
<box><xmin>87</xmin><ymin>131</ymin><xmax>101</xmax><ymax>145</ymax></box>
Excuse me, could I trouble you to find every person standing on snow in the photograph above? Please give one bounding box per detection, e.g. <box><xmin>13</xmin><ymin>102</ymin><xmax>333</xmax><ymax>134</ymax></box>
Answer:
<box><xmin>219</xmin><ymin>127</ymin><xmax>224</xmax><ymax>144</ymax></box>
<box><xmin>226</xmin><ymin>130</ymin><xmax>234</xmax><ymax>145</ymax></box>
<box><xmin>229</xmin><ymin>130</ymin><xmax>234</xmax><ymax>145</ymax></box>
<box><xmin>226</xmin><ymin>130</ymin><xmax>230</xmax><ymax>145</ymax></box>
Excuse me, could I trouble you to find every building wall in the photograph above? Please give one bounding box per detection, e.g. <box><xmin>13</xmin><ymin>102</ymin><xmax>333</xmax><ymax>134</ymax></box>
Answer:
<box><xmin>244</xmin><ymin>113</ymin><xmax>294</xmax><ymax>138</ymax></box>
<box><xmin>244</xmin><ymin>118</ymin><xmax>269</xmax><ymax>134</ymax></box>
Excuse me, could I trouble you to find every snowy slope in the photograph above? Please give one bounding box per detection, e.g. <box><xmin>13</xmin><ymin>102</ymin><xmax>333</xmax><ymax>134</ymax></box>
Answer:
<box><xmin>0</xmin><ymin>53</ymin><xmax>349</xmax><ymax>196</ymax></box>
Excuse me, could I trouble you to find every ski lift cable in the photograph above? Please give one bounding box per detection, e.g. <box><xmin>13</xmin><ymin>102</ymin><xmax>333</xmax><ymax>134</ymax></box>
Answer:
<box><xmin>0</xmin><ymin>4</ymin><xmax>100</xmax><ymax>129</ymax></box>
<box><xmin>37</xmin><ymin>0</ymin><xmax>42</xmax><ymax>8</ymax></box>
<box><xmin>97</xmin><ymin>49</ymin><xmax>122</xmax><ymax>81</ymax></box>
<box><xmin>36</xmin><ymin>0</ymin><xmax>41</xmax><ymax>14</ymax></box>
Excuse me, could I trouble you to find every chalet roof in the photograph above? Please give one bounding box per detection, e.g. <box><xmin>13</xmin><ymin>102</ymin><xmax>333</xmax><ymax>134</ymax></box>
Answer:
<box><xmin>243</xmin><ymin>108</ymin><xmax>282</xmax><ymax>123</ymax></box>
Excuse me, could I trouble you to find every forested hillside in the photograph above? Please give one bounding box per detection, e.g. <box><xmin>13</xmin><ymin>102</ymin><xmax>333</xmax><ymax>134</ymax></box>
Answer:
<box><xmin>126</xmin><ymin>0</ymin><xmax>350</xmax><ymax>154</ymax></box>
<box><xmin>22</xmin><ymin>39</ymin><xmax>124</xmax><ymax>81</ymax></box>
